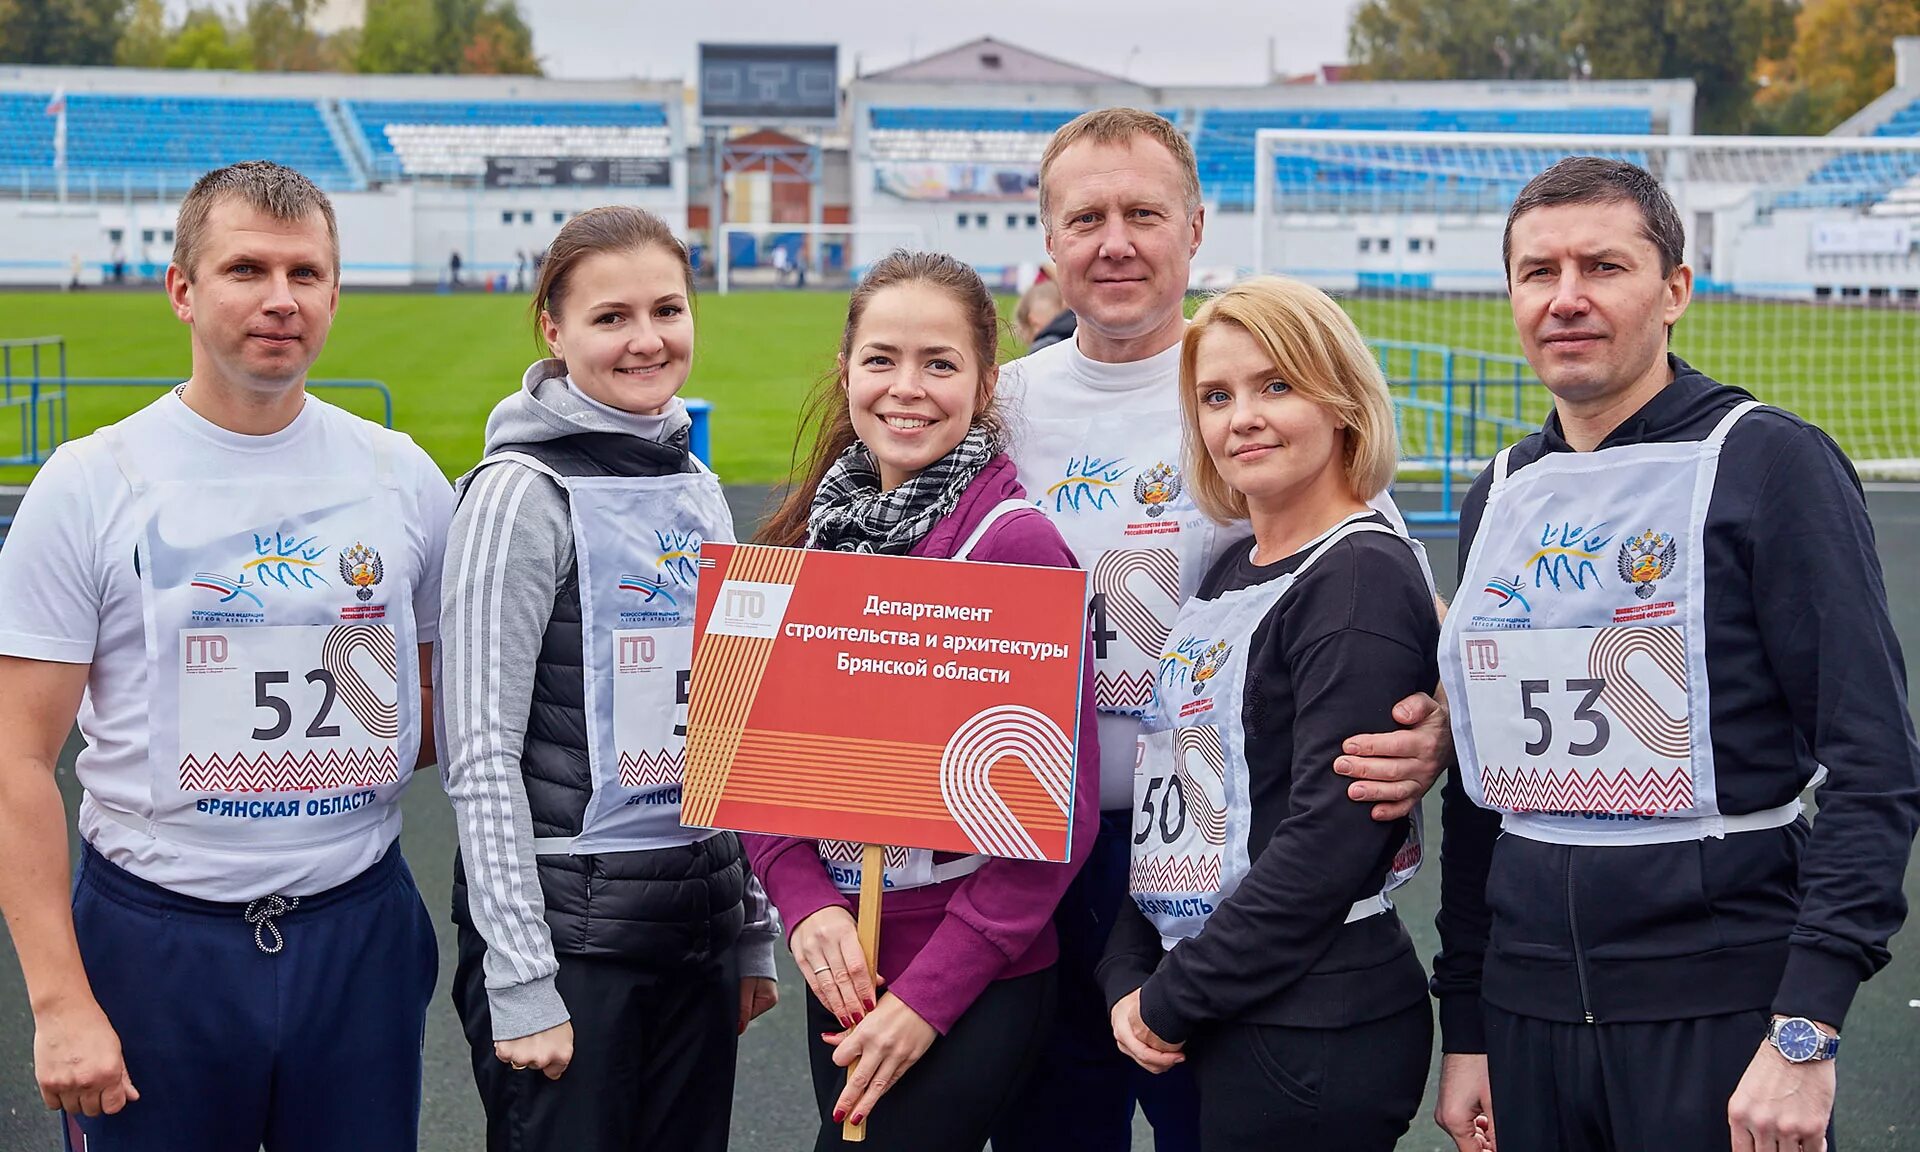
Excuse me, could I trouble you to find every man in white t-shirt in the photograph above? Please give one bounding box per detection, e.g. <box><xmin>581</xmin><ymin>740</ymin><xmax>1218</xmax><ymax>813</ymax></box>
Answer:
<box><xmin>990</xmin><ymin>109</ymin><xmax>1454</xmax><ymax>1152</ymax></box>
<box><xmin>0</xmin><ymin>161</ymin><xmax>453</xmax><ymax>1152</ymax></box>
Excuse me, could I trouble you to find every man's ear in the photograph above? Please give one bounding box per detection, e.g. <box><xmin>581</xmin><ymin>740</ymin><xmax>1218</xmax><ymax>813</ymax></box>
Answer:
<box><xmin>165</xmin><ymin>263</ymin><xmax>193</xmax><ymax>325</ymax></box>
<box><xmin>1663</xmin><ymin>263</ymin><xmax>1693</xmax><ymax>329</ymax></box>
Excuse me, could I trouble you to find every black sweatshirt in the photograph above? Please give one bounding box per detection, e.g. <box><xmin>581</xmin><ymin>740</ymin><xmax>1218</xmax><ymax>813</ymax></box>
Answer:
<box><xmin>1099</xmin><ymin>514</ymin><xmax>1439</xmax><ymax>1043</ymax></box>
<box><xmin>1433</xmin><ymin>356</ymin><xmax>1920</xmax><ymax>1053</ymax></box>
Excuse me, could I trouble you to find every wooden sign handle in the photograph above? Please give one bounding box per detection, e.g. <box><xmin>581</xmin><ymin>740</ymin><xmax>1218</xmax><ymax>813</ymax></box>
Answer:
<box><xmin>842</xmin><ymin>843</ymin><xmax>886</xmax><ymax>1143</ymax></box>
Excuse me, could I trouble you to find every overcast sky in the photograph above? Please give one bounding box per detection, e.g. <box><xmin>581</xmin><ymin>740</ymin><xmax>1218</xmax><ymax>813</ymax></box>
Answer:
<box><xmin>516</xmin><ymin>0</ymin><xmax>1362</xmax><ymax>86</ymax></box>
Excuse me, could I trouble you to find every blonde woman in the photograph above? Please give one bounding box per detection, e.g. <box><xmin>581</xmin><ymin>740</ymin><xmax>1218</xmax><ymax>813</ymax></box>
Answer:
<box><xmin>1099</xmin><ymin>276</ymin><xmax>1436</xmax><ymax>1150</ymax></box>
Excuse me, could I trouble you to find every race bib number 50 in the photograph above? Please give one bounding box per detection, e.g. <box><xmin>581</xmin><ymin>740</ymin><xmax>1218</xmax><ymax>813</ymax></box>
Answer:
<box><xmin>177</xmin><ymin>625</ymin><xmax>401</xmax><ymax>793</ymax></box>
<box><xmin>1458</xmin><ymin>625</ymin><xmax>1695</xmax><ymax>814</ymax></box>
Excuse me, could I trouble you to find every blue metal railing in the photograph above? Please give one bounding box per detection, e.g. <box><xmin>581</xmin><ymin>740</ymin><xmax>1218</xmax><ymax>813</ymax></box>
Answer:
<box><xmin>0</xmin><ymin>376</ymin><xmax>397</xmax><ymax>465</ymax></box>
<box><xmin>1369</xmin><ymin>338</ymin><xmax>1541</xmax><ymax>534</ymax></box>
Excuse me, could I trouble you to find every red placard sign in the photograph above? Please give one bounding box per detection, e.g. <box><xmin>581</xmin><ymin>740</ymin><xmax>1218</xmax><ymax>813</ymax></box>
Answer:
<box><xmin>681</xmin><ymin>543</ymin><xmax>1088</xmax><ymax>862</ymax></box>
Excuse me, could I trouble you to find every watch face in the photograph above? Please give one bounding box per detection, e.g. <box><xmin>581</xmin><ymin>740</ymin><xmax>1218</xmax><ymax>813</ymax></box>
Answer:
<box><xmin>1776</xmin><ymin>1018</ymin><xmax>1822</xmax><ymax>1062</ymax></box>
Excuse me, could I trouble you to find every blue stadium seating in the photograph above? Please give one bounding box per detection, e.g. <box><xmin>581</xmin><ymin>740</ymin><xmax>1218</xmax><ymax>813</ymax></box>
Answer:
<box><xmin>1774</xmin><ymin>98</ymin><xmax>1920</xmax><ymax>210</ymax></box>
<box><xmin>0</xmin><ymin>92</ymin><xmax>355</xmax><ymax>194</ymax></box>
<box><xmin>865</xmin><ymin>104</ymin><xmax>1653</xmax><ymax>210</ymax></box>
<box><xmin>1198</xmin><ymin>107</ymin><xmax>1654</xmax><ymax>209</ymax></box>
<box><xmin>345</xmin><ymin>99</ymin><xmax>670</xmax><ymax>160</ymax></box>
<box><xmin>1875</xmin><ymin>95</ymin><xmax>1920</xmax><ymax>138</ymax></box>
<box><xmin>868</xmin><ymin>107</ymin><xmax>1185</xmax><ymax>133</ymax></box>
<box><xmin>870</xmin><ymin>107</ymin><xmax>1085</xmax><ymax>134</ymax></box>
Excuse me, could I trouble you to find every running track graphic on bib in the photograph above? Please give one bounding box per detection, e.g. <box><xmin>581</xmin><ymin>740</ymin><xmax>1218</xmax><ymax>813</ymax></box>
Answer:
<box><xmin>1174</xmin><ymin>725</ymin><xmax>1228</xmax><ymax>847</ymax></box>
<box><xmin>1480</xmin><ymin>764</ymin><xmax>1695</xmax><ymax>813</ymax></box>
<box><xmin>1091</xmin><ymin>548</ymin><xmax>1179</xmax><ymax>710</ymax></box>
<box><xmin>1589</xmin><ymin>625</ymin><xmax>1691</xmax><ymax>758</ymax></box>
<box><xmin>322</xmin><ymin>624</ymin><xmax>399</xmax><ymax>740</ymax></box>
<box><xmin>1130</xmin><ymin>854</ymin><xmax>1222</xmax><ymax>893</ymax></box>
<box><xmin>180</xmin><ymin>747</ymin><xmax>400</xmax><ymax>792</ymax></box>
<box><xmin>618</xmin><ymin>749</ymin><xmax>684</xmax><ymax>789</ymax></box>
<box><xmin>818</xmin><ymin>841</ymin><xmax>909</xmax><ymax>870</ymax></box>
<box><xmin>938</xmin><ymin>705</ymin><xmax>1074</xmax><ymax>859</ymax></box>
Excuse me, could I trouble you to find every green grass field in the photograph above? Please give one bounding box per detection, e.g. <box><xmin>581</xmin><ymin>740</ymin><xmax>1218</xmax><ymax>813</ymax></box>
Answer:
<box><xmin>0</xmin><ymin>290</ymin><xmax>865</xmax><ymax>487</ymax></box>
<box><xmin>1</xmin><ymin>288</ymin><xmax>1915</xmax><ymax>487</ymax></box>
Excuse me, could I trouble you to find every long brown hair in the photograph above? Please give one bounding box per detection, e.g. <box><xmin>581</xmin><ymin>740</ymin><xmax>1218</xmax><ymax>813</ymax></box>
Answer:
<box><xmin>755</xmin><ymin>250</ymin><xmax>1004</xmax><ymax>547</ymax></box>
<box><xmin>529</xmin><ymin>205</ymin><xmax>694</xmax><ymax>348</ymax></box>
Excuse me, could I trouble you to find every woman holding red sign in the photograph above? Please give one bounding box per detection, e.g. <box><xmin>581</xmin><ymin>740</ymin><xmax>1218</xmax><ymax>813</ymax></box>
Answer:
<box><xmin>748</xmin><ymin>250</ymin><xmax>1100</xmax><ymax>1151</ymax></box>
<box><xmin>1099</xmin><ymin>277</ymin><xmax>1439</xmax><ymax>1150</ymax></box>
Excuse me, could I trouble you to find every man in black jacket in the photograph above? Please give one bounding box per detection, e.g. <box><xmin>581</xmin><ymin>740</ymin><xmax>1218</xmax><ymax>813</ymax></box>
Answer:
<box><xmin>1432</xmin><ymin>156</ymin><xmax>1920</xmax><ymax>1152</ymax></box>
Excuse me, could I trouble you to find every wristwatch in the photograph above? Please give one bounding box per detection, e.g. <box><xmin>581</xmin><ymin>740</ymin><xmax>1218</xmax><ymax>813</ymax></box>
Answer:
<box><xmin>1767</xmin><ymin>1016</ymin><xmax>1841</xmax><ymax>1063</ymax></box>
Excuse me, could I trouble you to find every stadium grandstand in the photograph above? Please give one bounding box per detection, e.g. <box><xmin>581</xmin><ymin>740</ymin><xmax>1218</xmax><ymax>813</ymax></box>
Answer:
<box><xmin>0</xmin><ymin>67</ymin><xmax>686</xmax><ymax>286</ymax></box>
<box><xmin>0</xmin><ymin>36</ymin><xmax>1915</xmax><ymax>488</ymax></box>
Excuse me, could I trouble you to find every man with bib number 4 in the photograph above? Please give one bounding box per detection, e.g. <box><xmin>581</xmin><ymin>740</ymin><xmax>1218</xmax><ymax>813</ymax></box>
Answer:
<box><xmin>1432</xmin><ymin>157</ymin><xmax>1920</xmax><ymax>1152</ymax></box>
<box><xmin>0</xmin><ymin>162</ymin><xmax>453</xmax><ymax>1151</ymax></box>
<box><xmin>992</xmin><ymin>108</ymin><xmax>1453</xmax><ymax>1152</ymax></box>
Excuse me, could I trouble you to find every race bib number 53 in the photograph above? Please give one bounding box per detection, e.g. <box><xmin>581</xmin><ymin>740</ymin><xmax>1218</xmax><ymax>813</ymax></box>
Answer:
<box><xmin>1458</xmin><ymin>625</ymin><xmax>1696</xmax><ymax>814</ymax></box>
<box><xmin>177</xmin><ymin>625</ymin><xmax>401</xmax><ymax>793</ymax></box>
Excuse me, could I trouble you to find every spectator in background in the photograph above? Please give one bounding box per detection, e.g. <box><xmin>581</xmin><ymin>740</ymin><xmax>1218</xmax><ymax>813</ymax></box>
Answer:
<box><xmin>450</xmin><ymin>249</ymin><xmax>464</xmax><ymax>287</ymax></box>
<box><xmin>109</xmin><ymin>240</ymin><xmax>126</xmax><ymax>284</ymax></box>
<box><xmin>1012</xmin><ymin>267</ymin><xmax>1075</xmax><ymax>352</ymax></box>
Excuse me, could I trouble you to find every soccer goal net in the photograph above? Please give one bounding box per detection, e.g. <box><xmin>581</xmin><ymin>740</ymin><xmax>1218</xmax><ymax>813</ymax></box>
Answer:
<box><xmin>714</xmin><ymin>223</ymin><xmax>926</xmax><ymax>294</ymax></box>
<box><xmin>1251</xmin><ymin>129</ymin><xmax>1920</xmax><ymax>479</ymax></box>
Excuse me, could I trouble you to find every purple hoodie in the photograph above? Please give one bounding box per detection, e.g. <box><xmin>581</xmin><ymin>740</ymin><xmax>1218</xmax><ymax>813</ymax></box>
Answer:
<box><xmin>744</xmin><ymin>453</ymin><xmax>1101</xmax><ymax>1034</ymax></box>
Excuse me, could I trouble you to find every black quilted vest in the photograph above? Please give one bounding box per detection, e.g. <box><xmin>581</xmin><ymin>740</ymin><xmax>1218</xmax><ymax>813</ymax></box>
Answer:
<box><xmin>450</xmin><ymin>431</ymin><xmax>747</xmax><ymax>965</ymax></box>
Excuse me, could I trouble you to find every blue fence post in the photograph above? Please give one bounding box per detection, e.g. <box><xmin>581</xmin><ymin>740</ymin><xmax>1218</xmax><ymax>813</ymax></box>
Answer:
<box><xmin>685</xmin><ymin>399</ymin><xmax>712</xmax><ymax>465</ymax></box>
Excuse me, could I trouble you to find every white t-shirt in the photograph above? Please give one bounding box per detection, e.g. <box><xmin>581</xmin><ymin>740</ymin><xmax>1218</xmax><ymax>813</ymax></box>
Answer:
<box><xmin>0</xmin><ymin>390</ymin><xmax>454</xmax><ymax>901</ymax></box>
<box><xmin>1001</xmin><ymin>333</ymin><xmax>1405</xmax><ymax>809</ymax></box>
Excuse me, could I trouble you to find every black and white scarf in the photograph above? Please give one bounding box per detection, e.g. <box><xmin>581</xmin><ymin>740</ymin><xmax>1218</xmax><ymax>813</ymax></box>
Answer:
<box><xmin>805</xmin><ymin>426</ymin><xmax>1001</xmax><ymax>554</ymax></box>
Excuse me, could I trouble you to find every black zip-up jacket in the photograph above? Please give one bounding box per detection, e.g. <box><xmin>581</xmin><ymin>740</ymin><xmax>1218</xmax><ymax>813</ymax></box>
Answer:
<box><xmin>1433</xmin><ymin>355</ymin><xmax>1920</xmax><ymax>1052</ymax></box>
<box><xmin>1100</xmin><ymin>515</ymin><xmax>1437</xmax><ymax>1042</ymax></box>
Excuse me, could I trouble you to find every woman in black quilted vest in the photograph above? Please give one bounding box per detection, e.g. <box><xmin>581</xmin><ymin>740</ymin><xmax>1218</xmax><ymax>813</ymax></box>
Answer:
<box><xmin>440</xmin><ymin>205</ymin><xmax>779</xmax><ymax>1152</ymax></box>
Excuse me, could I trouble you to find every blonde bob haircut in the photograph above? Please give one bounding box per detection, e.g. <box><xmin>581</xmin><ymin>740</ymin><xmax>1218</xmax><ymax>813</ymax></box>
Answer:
<box><xmin>1178</xmin><ymin>276</ymin><xmax>1397</xmax><ymax>523</ymax></box>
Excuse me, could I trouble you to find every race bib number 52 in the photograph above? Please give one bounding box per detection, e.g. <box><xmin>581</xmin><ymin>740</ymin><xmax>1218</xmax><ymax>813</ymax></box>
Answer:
<box><xmin>177</xmin><ymin>625</ymin><xmax>401</xmax><ymax>793</ymax></box>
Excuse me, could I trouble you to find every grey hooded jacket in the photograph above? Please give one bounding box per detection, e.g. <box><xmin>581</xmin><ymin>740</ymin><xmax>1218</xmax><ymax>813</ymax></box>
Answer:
<box><xmin>441</xmin><ymin>359</ymin><xmax>777</xmax><ymax>1041</ymax></box>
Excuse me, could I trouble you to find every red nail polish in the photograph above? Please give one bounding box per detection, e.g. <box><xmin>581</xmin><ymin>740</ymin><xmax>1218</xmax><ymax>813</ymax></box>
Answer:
<box><xmin>832</xmin><ymin>1109</ymin><xmax>846</xmax><ymax>1123</ymax></box>
<box><xmin>864</xmin><ymin>998</ymin><xmax>875</xmax><ymax>1011</ymax></box>
<box><xmin>851</xmin><ymin>1113</ymin><xmax>865</xmax><ymax>1126</ymax></box>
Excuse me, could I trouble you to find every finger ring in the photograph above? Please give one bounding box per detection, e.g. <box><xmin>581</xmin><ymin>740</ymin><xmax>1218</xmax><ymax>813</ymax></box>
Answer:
<box><xmin>510</xmin><ymin>1062</ymin><xmax>530</xmax><ymax>1070</ymax></box>
<box><xmin>813</xmin><ymin>965</ymin><xmax>832</xmax><ymax>974</ymax></box>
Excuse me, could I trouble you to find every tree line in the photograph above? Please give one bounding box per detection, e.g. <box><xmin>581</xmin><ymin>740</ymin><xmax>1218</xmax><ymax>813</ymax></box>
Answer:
<box><xmin>0</xmin><ymin>0</ymin><xmax>539</xmax><ymax>75</ymax></box>
<box><xmin>1348</xmin><ymin>0</ymin><xmax>1920</xmax><ymax>134</ymax></box>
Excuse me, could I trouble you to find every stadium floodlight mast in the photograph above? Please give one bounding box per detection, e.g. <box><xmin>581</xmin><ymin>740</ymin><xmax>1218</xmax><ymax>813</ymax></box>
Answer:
<box><xmin>1251</xmin><ymin>128</ymin><xmax>1920</xmax><ymax>477</ymax></box>
<box><xmin>715</xmin><ymin>223</ymin><xmax>926</xmax><ymax>294</ymax></box>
